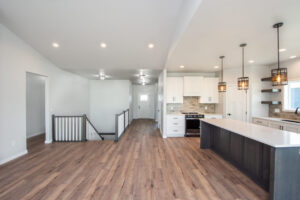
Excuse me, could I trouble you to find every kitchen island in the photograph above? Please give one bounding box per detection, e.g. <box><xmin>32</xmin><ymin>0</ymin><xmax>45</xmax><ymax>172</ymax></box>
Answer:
<box><xmin>200</xmin><ymin>119</ymin><xmax>300</xmax><ymax>200</ymax></box>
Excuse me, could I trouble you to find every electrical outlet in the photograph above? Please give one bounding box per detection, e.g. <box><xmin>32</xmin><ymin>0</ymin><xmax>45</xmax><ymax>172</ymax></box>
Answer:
<box><xmin>274</xmin><ymin>108</ymin><xmax>280</xmax><ymax>113</ymax></box>
<box><xmin>205</xmin><ymin>106</ymin><xmax>208</xmax><ymax>110</ymax></box>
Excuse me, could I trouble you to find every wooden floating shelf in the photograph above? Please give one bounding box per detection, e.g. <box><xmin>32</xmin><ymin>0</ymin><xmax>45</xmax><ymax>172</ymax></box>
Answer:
<box><xmin>261</xmin><ymin>89</ymin><xmax>281</xmax><ymax>93</ymax></box>
<box><xmin>261</xmin><ymin>101</ymin><xmax>281</xmax><ymax>105</ymax></box>
<box><xmin>261</xmin><ymin>77</ymin><xmax>272</xmax><ymax>82</ymax></box>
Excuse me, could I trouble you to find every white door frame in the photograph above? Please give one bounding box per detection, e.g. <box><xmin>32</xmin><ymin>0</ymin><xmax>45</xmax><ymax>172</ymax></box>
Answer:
<box><xmin>25</xmin><ymin>71</ymin><xmax>51</xmax><ymax>146</ymax></box>
<box><xmin>133</xmin><ymin>85</ymin><xmax>155</xmax><ymax>119</ymax></box>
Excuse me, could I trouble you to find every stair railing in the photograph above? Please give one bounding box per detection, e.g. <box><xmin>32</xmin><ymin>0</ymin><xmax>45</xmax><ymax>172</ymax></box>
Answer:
<box><xmin>52</xmin><ymin>115</ymin><xmax>86</xmax><ymax>142</ymax></box>
<box><xmin>52</xmin><ymin>114</ymin><xmax>104</xmax><ymax>142</ymax></box>
<box><xmin>115</xmin><ymin>109</ymin><xmax>130</xmax><ymax>142</ymax></box>
<box><xmin>52</xmin><ymin>109</ymin><xmax>130</xmax><ymax>142</ymax></box>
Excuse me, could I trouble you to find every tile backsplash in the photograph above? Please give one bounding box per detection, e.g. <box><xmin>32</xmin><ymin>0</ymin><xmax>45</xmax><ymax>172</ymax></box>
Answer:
<box><xmin>269</xmin><ymin>105</ymin><xmax>300</xmax><ymax>120</ymax></box>
<box><xmin>167</xmin><ymin>97</ymin><xmax>216</xmax><ymax>114</ymax></box>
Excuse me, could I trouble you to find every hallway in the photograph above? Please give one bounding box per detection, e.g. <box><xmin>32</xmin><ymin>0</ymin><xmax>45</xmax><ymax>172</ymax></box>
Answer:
<box><xmin>0</xmin><ymin>119</ymin><xmax>268</xmax><ymax>200</ymax></box>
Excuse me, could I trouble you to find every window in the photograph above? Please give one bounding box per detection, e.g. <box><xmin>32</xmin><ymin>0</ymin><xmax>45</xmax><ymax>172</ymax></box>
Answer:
<box><xmin>140</xmin><ymin>95</ymin><xmax>148</xmax><ymax>102</ymax></box>
<box><xmin>283</xmin><ymin>81</ymin><xmax>300</xmax><ymax>111</ymax></box>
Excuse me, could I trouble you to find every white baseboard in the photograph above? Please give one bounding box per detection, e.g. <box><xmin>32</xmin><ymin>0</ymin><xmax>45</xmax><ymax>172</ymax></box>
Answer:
<box><xmin>44</xmin><ymin>140</ymin><xmax>52</xmax><ymax>144</ymax></box>
<box><xmin>0</xmin><ymin>150</ymin><xmax>28</xmax><ymax>165</ymax></box>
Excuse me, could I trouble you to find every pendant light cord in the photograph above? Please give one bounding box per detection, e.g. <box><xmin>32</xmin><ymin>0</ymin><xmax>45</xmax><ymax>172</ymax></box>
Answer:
<box><xmin>221</xmin><ymin>57</ymin><xmax>224</xmax><ymax>82</ymax></box>
<box><xmin>277</xmin><ymin>26</ymin><xmax>280</xmax><ymax>69</ymax></box>
<box><xmin>242</xmin><ymin>46</ymin><xmax>245</xmax><ymax>77</ymax></box>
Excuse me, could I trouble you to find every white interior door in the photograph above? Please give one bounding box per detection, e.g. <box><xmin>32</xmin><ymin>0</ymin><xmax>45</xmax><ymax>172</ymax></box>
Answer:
<box><xmin>133</xmin><ymin>85</ymin><xmax>155</xmax><ymax>119</ymax></box>
<box><xmin>225</xmin><ymin>85</ymin><xmax>248</xmax><ymax>121</ymax></box>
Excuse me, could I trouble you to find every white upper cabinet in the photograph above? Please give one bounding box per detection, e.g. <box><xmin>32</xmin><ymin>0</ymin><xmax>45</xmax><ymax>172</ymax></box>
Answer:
<box><xmin>166</xmin><ymin>77</ymin><xmax>183</xmax><ymax>103</ymax></box>
<box><xmin>183</xmin><ymin>76</ymin><xmax>204</xmax><ymax>96</ymax></box>
<box><xmin>199</xmin><ymin>77</ymin><xmax>219</xmax><ymax>104</ymax></box>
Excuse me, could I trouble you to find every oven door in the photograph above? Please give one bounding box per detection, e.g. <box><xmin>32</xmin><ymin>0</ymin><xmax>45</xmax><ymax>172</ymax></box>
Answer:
<box><xmin>185</xmin><ymin>118</ymin><xmax>200</xmax><ymax>136</ymax></box>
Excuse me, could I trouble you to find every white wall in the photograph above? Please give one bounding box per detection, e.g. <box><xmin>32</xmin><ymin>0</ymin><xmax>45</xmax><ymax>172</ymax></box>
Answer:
<box><xmin>0</xmin><ymin>24</ymin><xmax>89</xmax><ymax>165</ymax></box>
<box><xmin>26</xmin><ymin>73</ymin><xmax>46</xmax><ymax>138</ymax></box>
<box><xmin>89</xmin><ymin>80</ymin><xmax>131</xmax><ymax>133</ymax></box>
<box><xmin>222</xmin><ymin>65</ymin><xmax>270</xmax><ymax>121</ymax></box>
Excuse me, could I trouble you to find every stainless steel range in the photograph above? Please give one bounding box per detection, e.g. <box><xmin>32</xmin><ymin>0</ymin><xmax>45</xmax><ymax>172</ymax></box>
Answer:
<box><xmin>182</xmin><ymin>112</ymin><xmax>204</xmax><ymax>137</ymax></box>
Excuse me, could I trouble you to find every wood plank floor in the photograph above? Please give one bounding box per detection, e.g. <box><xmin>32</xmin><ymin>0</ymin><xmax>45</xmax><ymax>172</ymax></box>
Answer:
<box><xmin>0</xmin><ymin>119</ymin><xmax>268</xmax><ymax>200</ymax></box>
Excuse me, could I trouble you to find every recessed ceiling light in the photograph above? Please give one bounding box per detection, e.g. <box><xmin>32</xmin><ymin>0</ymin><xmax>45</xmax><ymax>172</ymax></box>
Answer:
<box><xmin>279</xmin><ymin>48</ymin><xmax>286</xmax><ymax>52</ymax></box>
<box><xmin>248</xmin><ymin>60</ymin><xmax>255</xmax><ymax>63</ymax></box>
<box><xmin>148</xmin><ymin>43</ymin><xmax>154</xmax><ymax>49</ymax></box>
<box><xmin>180</xmin><ymin>65</ymin><xmax>185</xmax><ymax>69</ymax></box>
<box><xmin>214</xmin><ymin>66</ymin><xmax>219</xmax><ymax>69</ymax></box>
<box><xmin>289</xmin><ymin>55</ymin><xmax>297</xmax><ymax>59</ymax></box>
<box><xmin>52</xmin><ymin>42</ymin><xmax>59</xmax><ymax>48</ymax></box>
<box><xmin>100</xmin><ymin>43</ymin><xmax>107</xmax><ymax>48</ymax></box>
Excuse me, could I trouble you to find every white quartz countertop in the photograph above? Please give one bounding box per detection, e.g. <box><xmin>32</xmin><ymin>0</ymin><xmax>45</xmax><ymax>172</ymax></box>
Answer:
<box><xmin>201</xmin><ymin>118</ymin><xmax>300</xmax><ymax>148</ymax></box>
<box><xmin>167</xmin><ymin>113</ymin><xmax>222</xmax><ymax>116</ymax></box>
<box><xmin>253</xmin><ymin>116</ymin><xmax>300</xmax><ymax>125</ymax></box>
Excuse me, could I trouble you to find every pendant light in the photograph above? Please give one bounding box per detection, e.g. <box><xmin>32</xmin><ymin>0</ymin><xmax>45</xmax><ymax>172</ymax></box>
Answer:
<box><xmin>218</xmin><ymin>56</ymin><xmax>226</xmax><ymax>92</ymax></box>
<box><xmin>237</xmin><ymin>43</ymin><xmax>249</xmax><ymax>90</ymax></box>
<box><xmin>271</xmin><ymin>22</ymin><xmax>288</xmax><ymax>86</ymax></box>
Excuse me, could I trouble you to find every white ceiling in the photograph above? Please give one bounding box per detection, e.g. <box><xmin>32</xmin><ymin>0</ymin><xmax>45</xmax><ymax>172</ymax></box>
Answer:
<box><xmin>1</xmin><ymin>0</ymin><xmax>299</xmax><ymax>77</ymax></box>
<box><xmin>0</xmin><ymin>0</ymin><xmax>201</xmax><ymax>81</ymax></box>
<box><xmin>167</xmin><ymin>0</ymin><xmax>300</xmax><ymax>72</ymax></box>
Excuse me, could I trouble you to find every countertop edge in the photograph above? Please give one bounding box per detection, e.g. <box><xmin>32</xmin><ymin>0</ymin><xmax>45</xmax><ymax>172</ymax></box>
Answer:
<box><xmin>201</xmin><ymin>119</ymin><xmax>300</xmax><ymax>148</ymax></box>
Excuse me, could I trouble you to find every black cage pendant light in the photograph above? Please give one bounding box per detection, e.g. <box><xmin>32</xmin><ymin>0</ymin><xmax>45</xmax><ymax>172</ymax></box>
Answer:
<box><xmin>271</xmin><ymin>22</ymin><xmax>288</xmax><ymax>86</ymax></box>
<box><xmin>237</xmin><ymin>43</ymin><xmax>249</xmax><ymax>90</ymax></box>
<box><xmin>218</xmin><ymin>56</ymin><xmax>226</xmax><ymax>92</ymax></box>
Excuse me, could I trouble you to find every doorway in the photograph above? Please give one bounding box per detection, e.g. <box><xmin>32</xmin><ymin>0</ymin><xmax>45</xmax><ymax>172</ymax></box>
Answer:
<box><xmin>133</xmin><ymin>85</ymin><xmax>156</xmax><ymax>119</ymax></box>
<box><xmin>26</xmin><ymin>72</ymin><xmax>46</xmax><ymax>150</ymax></box>
<box><xmin>225</xmin><ymin>84</ymin><xmax>249</xmax><ymax>121</ymax></box>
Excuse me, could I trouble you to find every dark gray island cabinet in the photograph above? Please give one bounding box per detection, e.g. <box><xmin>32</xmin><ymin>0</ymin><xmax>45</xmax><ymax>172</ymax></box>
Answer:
<box><xmin>200</xmin><ymin>119</ymin><xmax>300</xmax><ymax>200</ymax></box>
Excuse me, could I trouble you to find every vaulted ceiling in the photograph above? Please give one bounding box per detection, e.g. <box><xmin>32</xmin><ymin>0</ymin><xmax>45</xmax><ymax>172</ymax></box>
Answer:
<box><xmin>1</xmin><ymin>0</ymin><xmax>300</xmax><ymax>78</ymax></box>
<box><xmin>0</xmin><ymin>0</ymin><xmax>201</xmax><ymax>71</ymax></box>
<box><xmin>167</xmin><ymin>0</ymin><xmax>300</xmax><ymax>72</ymax></box>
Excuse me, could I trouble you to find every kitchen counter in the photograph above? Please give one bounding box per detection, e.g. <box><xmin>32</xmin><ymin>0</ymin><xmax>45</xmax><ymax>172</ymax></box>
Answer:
<box><xmin>201</xmin><ymin>118</ymin><xmax>300</xmax><ymax>147</ymax></box>
<box><xmin>200</xmin><ymin>119</ymin><xmax>300</xmax><ymax>199</ymax></box>
<box><xmin>167</xmin><ymin>112</ymin><xmax>184</xmax><ymax>116</ymax></box>
<box><xmin>254</xmin><ymin>116</ymin><xmax>300</xmax><ymax>126</ymax></box>
<box><xmin>167</xmin><ymin>112</ymin><xmax>222</xmax><ymax>116</ymax></box>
